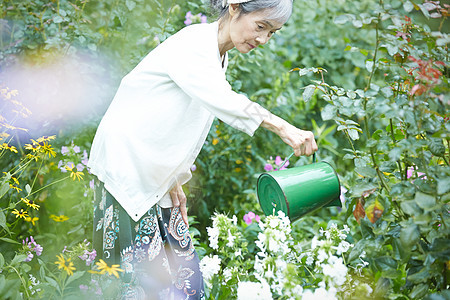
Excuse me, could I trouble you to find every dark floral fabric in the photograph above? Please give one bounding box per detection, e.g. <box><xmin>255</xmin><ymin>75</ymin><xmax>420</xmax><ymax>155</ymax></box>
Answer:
<box><xmin>93</xmin><ymin>180</ymin><xmax>205</xmax><ymax>299</ymax></box>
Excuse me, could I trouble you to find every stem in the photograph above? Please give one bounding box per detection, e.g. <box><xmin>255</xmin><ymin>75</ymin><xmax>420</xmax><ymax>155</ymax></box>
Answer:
<box><xmin>344</xmin><ymin>130</ymin><xmax>357</xmax><ymax>155</ymax></box>
<box><xmin>389</xmin><ymin>119</ymin><xmax>404</xmax><ymax>178</ymax></box>
<box><xmin>370</xmin><ymin>149</ymin><xmax>391</xmax><ymax>193</ymax></box>
<box><xmin>29</xmin><ymin>158</ymin><xmax>45</xmax><ymax>192</ymax></box>
<box><xmin>28</xmin><ymin>176</ymin><xmax>70</xmax><ymax>197</ymax></box>
<box><xmin>9</xmin><ymin>265</ymin><xmax>30</xmax><ymax>299</ymax></box>
<box><xmin>366</xmin><ymin>13</ymin><xmax>381</xmax><ymax>90</ymax></box>
<box><xmin>304</xmin><ymin>265</ymin><xmax>316</xmax><ymax>280</ymax></box>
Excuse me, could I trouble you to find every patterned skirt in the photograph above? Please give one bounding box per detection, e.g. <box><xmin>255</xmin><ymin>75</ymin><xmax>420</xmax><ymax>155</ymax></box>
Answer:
<box><xmin>92</xmin><ymin>180</ymin><xmax>205</xmax><ymax>299</ymax></box>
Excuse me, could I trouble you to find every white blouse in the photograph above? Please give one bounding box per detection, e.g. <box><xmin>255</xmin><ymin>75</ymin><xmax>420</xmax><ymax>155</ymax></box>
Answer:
<box><xmin>88</xmin><ymin>21</ymin><xmax>270</xmax><ymax>222</ymax></box>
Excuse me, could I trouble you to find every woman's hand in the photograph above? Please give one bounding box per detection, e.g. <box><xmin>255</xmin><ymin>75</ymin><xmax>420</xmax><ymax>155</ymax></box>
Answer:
<box><xmin>261</xmin><ymin>113</ymin><xmax>318</xmax><ymax>156</ymax></box>
<box><xmin>169</xmin><ymin>184</ymin><xmax>189</xmax><ymax>228</ymax></box>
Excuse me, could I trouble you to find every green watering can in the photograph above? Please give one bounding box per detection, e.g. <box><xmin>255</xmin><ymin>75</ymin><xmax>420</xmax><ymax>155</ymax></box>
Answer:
<box><xmin>257</xmin><ymin>152</ymin><xmax>341</xmax><ymax>222</ymax></box>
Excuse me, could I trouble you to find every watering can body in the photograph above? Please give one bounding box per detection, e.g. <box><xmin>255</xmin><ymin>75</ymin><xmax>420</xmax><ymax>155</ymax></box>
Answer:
<box><xmin>257</xmin><ymin>157</ymin><xmax>341</xmax><ymax>222</ymax></box>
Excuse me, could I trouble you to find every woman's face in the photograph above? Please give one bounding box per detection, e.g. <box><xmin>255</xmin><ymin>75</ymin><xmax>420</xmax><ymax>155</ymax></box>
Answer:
<box><xmin>229</xmin><ymin>8</ymin><xmax>284</xmax><ymax>54</ymax></box>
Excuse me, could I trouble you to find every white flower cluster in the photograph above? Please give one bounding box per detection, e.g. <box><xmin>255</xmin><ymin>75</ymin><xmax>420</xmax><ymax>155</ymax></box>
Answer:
<box><xmin>253</xmin><ymin>211</ymin><xmax>300</xmax><ymax>298</ymax></box>
<box><xmin>199</xmin><ymin>254</ymin><xmax>222</xmax><ymax>282</ymax></box>
<box><xmin>237</xmin><ymin>278</ymin><xmax>273</xmax><ymax>300</ymax></box>
<box><xmin>299</xmin><ymin>223</ymin><xmax>369</xmax><ymax>299</ymax></box>
<box><xmin>206</xmin><ymin>213</ymin><xmax>239</xmax><ymax>250</ymax></box>
<box><xmin>255</xmin><ymin>211</ymin><xmax>292</xmax><ymax>256</ymax></box>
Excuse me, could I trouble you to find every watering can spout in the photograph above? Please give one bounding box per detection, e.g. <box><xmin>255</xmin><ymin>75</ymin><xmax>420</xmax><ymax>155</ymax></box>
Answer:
<box><xmin>325</xmin><ymin>197</ymin><xmax>342</xmax><ymax>208</ymax></box>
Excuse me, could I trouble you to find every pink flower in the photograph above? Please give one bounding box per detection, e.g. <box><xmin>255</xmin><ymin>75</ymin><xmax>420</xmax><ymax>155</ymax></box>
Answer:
<box><xmin>184</xmin><ymin>11</ymin><xmax>193</xmax><ymax>26</ymax></box>
<box><xmin>190</xmin><ymin>164</ymin><xmax>197</xmax><ymax>172</ymax></box>
<box><xmin>275</xmin><ymin>156</ymin><xmax>283</xmax><ymax>166</ymax></box>
<box><xmin>61</xmin><ymin>146</ymin><xmax>69</xmax><ymax>155</ymax></box>
<box><xmin>243</xmin><ymin>211</ymin><xmax>260</xmax><ymax>224</ymax></box>
<box><xmin>73</xmin><ymin>145</ymin><xmax>81</xmax><ymax>153</ymax></box>
<box><xmin>200</xmin><ymin>15</ymin><xmax>207</xmax><ymax>23</ymax></box>
<box><xmin>243</xmin><ymin>214</ymin><xmax>252</xmax><ymax>225</ymax></box>
<box><xmin>264</xmin><ymin>163</ymin><xmax>273</xmax><ymax>172</ymax></box>
<box><xmin>407</xmin><ymin>167</ymin><xmax>426</xmax><ymax>180</ymax></box>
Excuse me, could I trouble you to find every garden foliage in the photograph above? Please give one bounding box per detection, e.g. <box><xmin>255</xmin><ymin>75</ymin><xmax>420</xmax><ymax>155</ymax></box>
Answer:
<box><xmin>0</xmin><ymin>0</ymin><xmax>449</xmax><ymax>298</ymax></box>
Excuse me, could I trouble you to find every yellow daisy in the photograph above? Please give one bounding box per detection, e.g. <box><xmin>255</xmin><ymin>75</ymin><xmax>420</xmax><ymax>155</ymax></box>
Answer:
<box><xmin>22</xmin><ymin>198</ymin><xmax>40</xmax><ymax>210</ymax></box>
<box><xmin>12</xmin><ymin>209</ymin><xmax>28</xmax><ymax>219</ymax></box>
<box><xmin>95</xmin><ymin>259</ymin><xmax>124</xmax><ymax>278</ymax></box>
<box><xmin>49</xmin><ymin>214</ymin><xmax>69</xmax><ymax>222</ymax></box>
<box><xmin>55</xmin><ymin>254</ymin><xmax>76</xmax><ymax>276</ymax></box>
<box><xmin>0</xmin><ymin>143</ymin><xmax>18</xmax><ymax>153</ymax></box>
<box><xmin>25</xmin><ymin>216</ymin><xmax>39</xmax><ymax>226</ymax></box>
<box><xmin>64</xmin><ymin>163</ymin><xmax>84</xmax><ymax>181</ymax></box>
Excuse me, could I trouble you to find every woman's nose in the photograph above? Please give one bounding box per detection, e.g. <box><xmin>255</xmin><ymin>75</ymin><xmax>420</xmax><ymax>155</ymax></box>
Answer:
<box><xmin>256</xmin><ymin>35</ymin><xmax>270</xmax><ymax>45</ymax></box>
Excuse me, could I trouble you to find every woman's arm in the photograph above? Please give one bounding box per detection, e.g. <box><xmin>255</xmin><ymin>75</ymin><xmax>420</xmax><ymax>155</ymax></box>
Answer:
<box><xmin>260</xmin><ymin>113</ymin><xmax>318</xmax><ymax>157</ymax></box>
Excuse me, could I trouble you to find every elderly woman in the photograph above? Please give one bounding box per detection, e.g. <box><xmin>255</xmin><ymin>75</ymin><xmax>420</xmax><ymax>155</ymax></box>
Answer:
<box><xmin>88</xmin><ymin>0</ymin><xmax>317</xmax><ymax>298</ymax></box>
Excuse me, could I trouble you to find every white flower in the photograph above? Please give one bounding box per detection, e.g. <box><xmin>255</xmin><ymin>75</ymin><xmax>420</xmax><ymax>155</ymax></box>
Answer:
<box><xmin>206</xmin><ymin>226</ymin><xmax>219</xmax><ymax>250</ymax></box>
<box><xmin>235</xmin><ymin>249</ymin><xmax>242</xmax><ymax>257</ymax></box>
<box><xmin>237</xmin><ymin>279</ymin><xmax>273</xmax><ymax>300</ymax></box>
<box><xmin>223</xmin><ymin>267</ymin><xmax>232</xmax><ymax>282</ymax></box>
<box><xmin>306</xmin><ymin>254</ymin><xmax>314</xmax><ymax>266</ymax></box>
<box><xmin>322</xmin><ymin>256</ymin><xmax>348</xmax><ymax>286</ymax></box>
<box><xmin>226</xmin><ymin>229</ymin><xmax>236</xmax><ymax>247</ymax></box>
<box><xmin>232</xmin><ymin>215</ymin><xmax>238</xmax><ymax>225</ymax></box>
<box><xmin>317</xmin><ymin>249</ymin><xmax>328</xmax><ymax>263</ymax></box>
<box><xmin>335</xmin><ymin>241</ymin><xmax>352</xmax><ymax>255</ymax></box>
<box><xmin>302</xmin><ymin>287</ymin><xmax>337</xmax><ymax>300</ymax></box>
<box><xmin>343</xmin><ymin>224</ymin><xmax>350</xmax><ymax>234</ymax></box>
<box><xmin>199</xmin><ymin>255</ymin><xmax>221</xmax><ymax>282</ymax></box>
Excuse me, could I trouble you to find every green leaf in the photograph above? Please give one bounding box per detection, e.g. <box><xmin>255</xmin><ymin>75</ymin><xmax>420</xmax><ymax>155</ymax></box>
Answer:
<box><xmin>0</xmin><ymin>182</ymin><xmax>10</xmax><ymax>199</ymax></box>
<box><xmin>0</xmin><ymin>237</ymin><xmax>20</xmax><ymax>245</ymax></box>
<box><xmin>437</xmin><ymin>177</ymin><xmax>450</xmax><ymax>195</ymax></box>
<box><xmin>428</xmin><ymin>138</ymin><xmax>445</xmax><ymax>156</ymax></box>
<box><xmin>0</xmin><ymin>210</ymin><xmax>9</xmax><ymax>233</ymax></box>
<box><xmin>400</xmin><ymin>223</ymin><xmax>420</xmax><ymax>248</ymax></box>
<box><xmin>355</xmin><ymin>166</ymin><xmax>377</xmax><ymax>177</ymax></box>
<box><xmin>334</xmin><ymin>14</ymin><xmax>350</xmax><ymax>25</ymax></box>
<box><xmin>321</xmin><ymin>104</ymin><xmax>337</xmax><ymax>121</ymax></box>
<box><xmin>400</xmin><ymin>200</ymin><xmax>422</xmax><ymax>215</ymax></box>
<box><xmin>0</xmin><ymin>253</ymin><xmax>4</xmax><ymax>268</ymax></box>
<box><xmin>65</xmin><ymin>271</ymin><xmax>85</xmax><ymax>286</ymax></box>
<box><xmin>53</xmin><ymin>16</ymin><xmax>64</xmax><ymax>23</ymax></box>
<box><xmin>302</xmin><ymin>85</ymin><xmax>315</xmax><ymax>102</ymax></box>
<box><xmin>365</xmin><ymin>59</ymin><xmax>374</xmax><ymax>72</ymax></box>
<box><xmin>126</xmin><ymin>0</ymin><xmax>136</xmax><ymax>11</ymax></box>
<box><xmin>414</xmin><ymin>192</ymin><xmax>436</xmax><ymax>211</ymax></box>
<box><xmin>409</xmin><ymin>283</ymin><xmax>429</xmax><ymax>298</ymax></box>
<box><xmin>25</xmin><ymin>184</ymin><xmax>31</xmax><ymax>195</ymax></box>
<box><xmin>10</xmin><ymin>254</ymin><xmax>27</xmax><ymax>266</ymax></box>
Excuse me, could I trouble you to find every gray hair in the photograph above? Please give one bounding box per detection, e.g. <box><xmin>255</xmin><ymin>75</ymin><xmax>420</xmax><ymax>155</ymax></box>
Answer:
<box><xmin>210</xmin><ymin>0</ymin><xmax>293</xmax><ymax>24</ymax></box>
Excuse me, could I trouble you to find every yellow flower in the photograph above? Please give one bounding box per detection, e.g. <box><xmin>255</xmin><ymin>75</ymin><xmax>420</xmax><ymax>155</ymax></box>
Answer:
<box><xmin>36</xmin><ymin>135</ymin><xmax>56</xmax><ymax>143</ymax></box>
<box><xmin>64</xmin><ymin>164</ymin><xmax>84</xmax><ymax>181</ymax></box>
<box><xmin>212</xmin><ymin>138</ymin><xmax>219</xmax><ymax>145</ymax></box>
<box><xmin>24</xmin><ymin>138</ymin><xmax>56</xmax><ymax>157</ymax></box>
<box><xmin>0</xmin><ymin>143</ymin><xmax>18</xmax><ymax>153</ymax></box>
<box><xmin>55</xmin><ymin>254</ymin><xmax>76</xmax><ymax>276</ymax></box>
<box><xmin>94</xmin><ymin>259</ymin><xmax>124</xmax><ymax>278</ymax></box>
<box><xmin>235</xmin><ymin>159</ymin><xmax>244</xmax><ymax>165</ymax></box>
<box><xmin>10</xmin><ymin>185</ymin><xmax>22</xmax><ymax>193</ymax></box>
<box><xmin>49</xmin><ymin>214</ymin><xmax>69</xmax><ymax>222</ymax></box>
<box><xmin>12</xmin><ymin>209</ymin><xmax>28</xmax><ymax>219</ymax></box>
<box><xmin>26</xmin><ymin>153</ymin><xmax>39</xmax><ymax>161</ymax></box>
<box><xmin>25</xmin><ymin>216</ymin><xmax>39</xmax><ymax>226</ymax></box>
<box><xmin>22</xmin><ymin>198</ymin><xmax>40</xmax><ymax>210</ymax></box>
<box><xmin>234</xmin><ymin>168</ymin><xmax>242</xmax><ymax>173</ymax></box>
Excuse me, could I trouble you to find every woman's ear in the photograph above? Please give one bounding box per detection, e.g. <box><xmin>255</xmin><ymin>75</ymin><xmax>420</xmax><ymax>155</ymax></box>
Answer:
<box><xmin>229</xmin><ymin>3</ymin><xmax>240</xmax><ymax>17</ymax></box>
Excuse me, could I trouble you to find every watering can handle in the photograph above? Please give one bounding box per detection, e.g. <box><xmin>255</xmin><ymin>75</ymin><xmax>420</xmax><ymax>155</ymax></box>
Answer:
<box><xmin>278</xmin><ymin>152</ymin><xmax>317</xmax><ymax>169</ymax></box>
